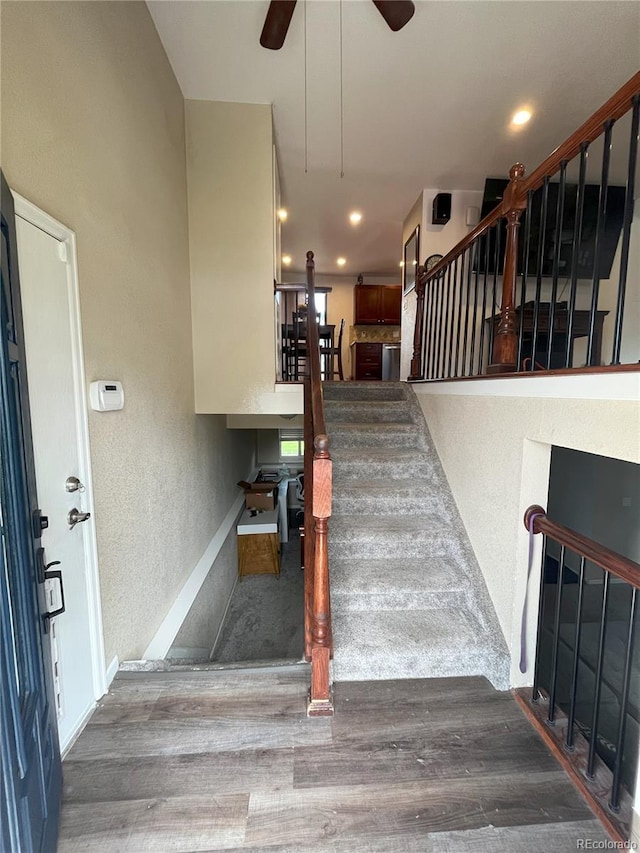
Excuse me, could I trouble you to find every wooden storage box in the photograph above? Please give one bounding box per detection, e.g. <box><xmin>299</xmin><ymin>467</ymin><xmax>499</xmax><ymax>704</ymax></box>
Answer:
<box><xmin>237</xmin><ymin>508</ymin><xmax>280</xmax><ymax>578</ymax></box>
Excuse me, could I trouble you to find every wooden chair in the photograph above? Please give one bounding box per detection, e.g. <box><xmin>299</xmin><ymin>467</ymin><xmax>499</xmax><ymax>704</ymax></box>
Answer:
<box><xmin>320</xmin><ymin>318</ymin><xmax>345</xmax><ymax>380</ymax></box>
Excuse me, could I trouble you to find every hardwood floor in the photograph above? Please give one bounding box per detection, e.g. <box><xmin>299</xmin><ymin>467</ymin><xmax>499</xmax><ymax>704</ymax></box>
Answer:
<box><xmin>58</xmin><ymin>666</ymin><xmax>611</xmax><ymax>852</ymax></box>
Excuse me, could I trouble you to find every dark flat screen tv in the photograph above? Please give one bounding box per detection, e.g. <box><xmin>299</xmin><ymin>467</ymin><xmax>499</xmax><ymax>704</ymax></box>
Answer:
<box><xmin>476</xmin><ymin>177</ymin><xmax>625</xmax><ymax>279</ymax></box>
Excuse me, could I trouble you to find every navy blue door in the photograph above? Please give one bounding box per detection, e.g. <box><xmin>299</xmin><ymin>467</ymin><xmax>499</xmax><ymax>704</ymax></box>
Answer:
<box><xmin>1</xmin><ymin>171</ymin><xmax>62</xmax><ymax>851</ymax></box>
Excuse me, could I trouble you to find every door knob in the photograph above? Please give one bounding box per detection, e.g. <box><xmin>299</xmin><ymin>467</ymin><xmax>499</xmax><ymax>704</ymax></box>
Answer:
<box><xmin>65</xmin><ymin>476</ymin><xmax>85</xmax><ymax>493</ymax></box>
<box><xmin>68</xmin><ymin>508</ymin><xmax>91</xmax><ymax>529</ymax></box>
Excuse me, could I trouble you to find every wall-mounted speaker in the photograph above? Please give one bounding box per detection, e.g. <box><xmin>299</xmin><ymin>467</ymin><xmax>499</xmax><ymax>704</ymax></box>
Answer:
<box><xmin>432</xmin><ymin>193</ymin><xmax>451</xmax><ymax>225</ymax></box>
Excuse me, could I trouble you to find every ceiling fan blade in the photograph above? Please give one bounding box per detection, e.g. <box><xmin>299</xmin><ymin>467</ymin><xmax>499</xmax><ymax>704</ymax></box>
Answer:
<box><xmin>260</xmin><ymin>1</ymin><xmax>297</xmax><ymax>50</ymax></box>
<box><xmin>372</xmin><ymin>0</ymin><xmax>415</xmax><ymax>32</ymax></box>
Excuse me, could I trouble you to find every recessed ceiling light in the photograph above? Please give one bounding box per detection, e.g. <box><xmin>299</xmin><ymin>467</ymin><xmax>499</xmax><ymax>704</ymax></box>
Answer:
<box><xmin>282</xmin><ymin>254</ymin><xmax>292</xmax><ymax>265</ymax></box>
<box><xmin>512</xmin><ymin>109</ymin><xmax>532</xmax><ymax>126</ymax></box>
<box><xmin>337</xmin><ymin>257</ymin><xmax>346</xmax><ymax>267</ymax></box>
<box><xmin>349</xmin><ymin>211</ymin><xmax>362</xmax><ymax>225</ymax></box>
<box><xmin>277</xmin><ymin>208</ymin><xmax>288</xmax><ymax>222</ymax></box>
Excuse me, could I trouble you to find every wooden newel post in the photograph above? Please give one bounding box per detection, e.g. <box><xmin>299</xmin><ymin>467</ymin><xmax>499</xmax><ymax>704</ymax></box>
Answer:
<box><xmin>488</xmin><ymin>163</ymin><xmax>527</xmax><ymax>374</ymax></box>
<box><xmin>303</xmin><ymin>382</ymin><xmax>313</xmax><ymax>663</ymax></box>
<box><xmin>409</xmin><ymin>265</ymin><xmax>427</xmax><ymax>380</ymax></box>
<box><xmin>308</xmin><ymin>434</ymin><xmax>334</xmax><ymax>716</ymax></box>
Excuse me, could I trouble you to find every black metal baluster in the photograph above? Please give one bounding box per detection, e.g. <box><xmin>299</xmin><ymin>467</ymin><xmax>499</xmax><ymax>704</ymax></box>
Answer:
<box><xmin>609</xmin><ymin>587</ymin><xmax>637</xmax><ymax>812</ymax></box>
<box><xmin>517</xmin><ymin>191</ymin><xmax>533</xmax><ymax>372</ymax></box>
<box><xmin>454</xmin><ymin>251</ymin><xmax>466</xmax><ymax>377</ymax></box>
<box><xmin>530</xmin><ymin>179</ymin><xmax>550</xmax><ymax>372</ymax></box>
<box><xmin>429</xmin><ymin>275</ymin><xmax>440</xmax><ymax>379</ymax></box>
<box><xmin>586</xmin><ymin>570</ymin><xmax>611</xmax><ymax>779</ymax></box>
<box><xmin>565</xmin><ymin>556</ymin><xmax>586</xmax><ymax>750</ymax></box>
<box><xmin>421</xmin><ymin>281</ymin><xmax>431</xmax><ymax>379</ymax></box>
<box><xmin>612</xmin><ymin>95</ymin><xmax>640</xmax><ymax>364</ymax></box>
<box><xmin>435</xmin><ymin>270</ymin><xmax>446</xmax><ymax>379</ymax></box>
<box><xmin>547</xmin><ymin>162</ymin><xmax>567</xmax><ymax>369</ymax></box>
<box><xmin>547</xmin><ymin>545</ymin><xmax>566</xmax><ymax>724</ymax></box>
<box><xmin>469</xmin><ymin>242</ymin><xmax>481</xmax><ymax>375</ymax></box>
<box><xmin>461</xmin><ymin>245</ymin><xmax>473</xmax><ymax>376</ymax></box>
<box><xmin>478</xmin><ymin>234</ymin><xmax>489</xmax><ymax>374</ymax></box>
<box><xmin>586</xmin><ymin>120</ymin><xmax>614</xmax><ymax>366</ymax></box>
<box><xmin>565</xmin><ymin>143</ymin><xmax>589</xmax><ymax>367</ymax></box>
<box><xmin>532</xmin><ymin>536</ymin><xmax>550</xmax><ymax>703</ymax></box>
<box><xmin>447</xmin><ymin>257</ymin><xmax>459</xmax><ymax>378</ymax></box>
<box><xmin>441</xmin><ymin>264</ymin><xmax>453</xmax><ymax>378</ymax></box>
<box><xmin>487</xmin><ymin>223</ymin><xmax>502</xmax><ymax>364</ymax></box>
<box><xmin>423</xmin><ymin>279</ymin><xmax>435</xmax><ymax>380</ymax></box>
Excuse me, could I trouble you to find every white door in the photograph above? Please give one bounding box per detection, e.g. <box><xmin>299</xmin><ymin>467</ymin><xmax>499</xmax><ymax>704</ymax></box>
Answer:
<box><xmin>15</xmin><ymin>213</ymin><xmax>104</xmax><ymax>751</ymax></box>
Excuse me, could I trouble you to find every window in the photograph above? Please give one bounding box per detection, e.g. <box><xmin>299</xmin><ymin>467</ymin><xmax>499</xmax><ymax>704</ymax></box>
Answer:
<box><xmin>314</xmin><ymin>293</ymin><xmax>327</xmax><ymax>325</ymax></box>
<box><xmin>279</xmin><ymin>428</ymin><xmax>304</xmax><ymax>459</ymax></box>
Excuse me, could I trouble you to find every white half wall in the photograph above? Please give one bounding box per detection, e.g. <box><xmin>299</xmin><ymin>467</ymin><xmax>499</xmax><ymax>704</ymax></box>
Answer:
<box><xmin>414</xmin><ymin>374</ymin><xmax>640</xmax><ymax>686</ymax></box>
<box><xmin>186</xmin><ymin>100</ymin><xmax>289</xmax><ymax>414</ymax></box>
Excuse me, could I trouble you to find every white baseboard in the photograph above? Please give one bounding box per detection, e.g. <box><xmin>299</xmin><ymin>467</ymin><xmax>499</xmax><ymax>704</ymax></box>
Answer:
<box><xmin>60</xmin><ymin>700</ymin><xmax>96</xmax><ymax>758</ymax></box>
<box><xmin>168</xmin><ymin>646</ymin><xmax>211</xmax><ymax>660</ymax></box>
<box><xmin>143</xmin><ymin>492</ymin><xmax>246</xmax><ymax>660</ymax></box>
<box><xmin>209</xmin><ymin>574</ymin><xmax>239</xmax><ymax>659</ymax></box>
<box><xmin>105</xmin><ymin>655</ymin><xmax>119</xmax><ymax>687</ymax></box>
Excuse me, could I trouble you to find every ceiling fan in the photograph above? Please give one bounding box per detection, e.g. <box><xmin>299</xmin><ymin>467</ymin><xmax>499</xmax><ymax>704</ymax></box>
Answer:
<box><xmin>260</xmin><ymin>0</ymin><xmax>415</xmax><ymax>50</ymax></box>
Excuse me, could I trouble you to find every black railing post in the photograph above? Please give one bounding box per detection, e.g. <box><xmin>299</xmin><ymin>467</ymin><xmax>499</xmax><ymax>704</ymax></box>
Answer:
<box><xmin>586</xmin><ymin>571</ymin><xmax>611</xmax><ymax>779</ymax></box>
<box><xmin>609</xmin><ymin>588</ymin><xmax>637</xmax><ymax>812</ymax></box>
<box><xmin>586</xmin><ymin>119</ymin><xmax>614</xmax><ymax>366</ymax></box>
<box><xmin>565</xmin><ymin>556</ymin><xmax>586</xmax><ymax>751</ymax></box>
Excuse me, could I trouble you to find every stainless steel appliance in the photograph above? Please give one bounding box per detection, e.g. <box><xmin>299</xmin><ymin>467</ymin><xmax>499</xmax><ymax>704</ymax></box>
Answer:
<box><xmin>382</xmin><ymin>344</ymin><xmax>401</xmax><ymax>380</ymax></box>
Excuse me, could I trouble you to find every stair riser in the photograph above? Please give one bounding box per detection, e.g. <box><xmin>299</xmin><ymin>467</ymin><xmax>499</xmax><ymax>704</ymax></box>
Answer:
<box><xmin>332</xmin><ymin>458</ymin><xmax>436</xmax><ymax>481</ymax></box>
<box><xmin>325</xmin><ymin>403</ymin><xmax>413</xmax><ymax>424</ymax></box>
<box><xmin>323</xmin><ymin>383</ymin><xmax>407</xmax><ymax>402</ymax></box>
<box><xmin>331</xmin><ymin>650</ymin><xmax>498</xmax><ymax>683</ymax></box>
<box><xmin>330</xmin><ymin>429</ymin><xmax>420</xmax><ymax>450</ymax></box>
<box><xmin>331</xmin><ymin>589</ymin><xmax>465</xmax><ymax>612</ymax></box>
<box><xmin>332</xmin><ymin>491</ymin><xmax>448</xmax><ymax>516</ymax></box>
<box><xmin>329</xmin><ymin>534</ymin><xmax>455</xmax><ymax>560</ymax></box>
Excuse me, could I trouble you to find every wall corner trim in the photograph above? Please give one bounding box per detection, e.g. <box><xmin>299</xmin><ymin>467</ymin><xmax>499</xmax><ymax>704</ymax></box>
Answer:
<box><xmin>142</xmin><ymin>489</ymin><xmax>248</xmax><ymax>660</ymax></box>
<box><xmin>105</xmin><ymin>655</ymin><xmax>119</xmax><ymax>688</ymax></box>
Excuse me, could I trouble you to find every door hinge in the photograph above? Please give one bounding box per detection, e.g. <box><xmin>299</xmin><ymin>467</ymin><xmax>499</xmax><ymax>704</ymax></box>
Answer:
<box><xmin>57</xmin><ymin>241</ymin><xmax>68</xmax><ymax>263</ymax></box>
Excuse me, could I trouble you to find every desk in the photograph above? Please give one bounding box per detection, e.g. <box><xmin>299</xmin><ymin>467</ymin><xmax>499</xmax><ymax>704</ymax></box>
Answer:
<box><xmin>281</xmin><ymin>324</ymin><xmax>335</xmax><ymax>380</ymax></box>
<box><xmin>237</xmin><ymin>508</ymin><xmax>280</xmax><ymax>578</ymax></box>
<box><xmin>486</xmin><ymin>302</ymin><xmax>609</xmax><ymax>369</ymax></box>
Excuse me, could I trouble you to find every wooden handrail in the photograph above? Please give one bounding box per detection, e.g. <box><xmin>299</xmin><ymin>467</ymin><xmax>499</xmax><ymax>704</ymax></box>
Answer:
<box><xmin>304</xmin><ymin>251</ymin><xmax>333</xmax><ymax>716</ymax></box>
<box><xmin>524</xmin><ymin>505</ymin><xmax>640</xmax><ymax>588</ymax></box>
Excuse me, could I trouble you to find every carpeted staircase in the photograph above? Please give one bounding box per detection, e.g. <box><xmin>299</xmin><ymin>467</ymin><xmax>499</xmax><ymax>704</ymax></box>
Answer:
<box><xmin>324</xmin><ymin>380</ymin><xmax>510</xmax><ymax>690</ymax></box>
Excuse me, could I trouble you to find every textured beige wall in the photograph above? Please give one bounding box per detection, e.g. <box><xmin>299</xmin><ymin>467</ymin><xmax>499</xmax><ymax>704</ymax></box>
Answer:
<box><xmin>415</xmin><ymin>384</ymin><xmax>640</xmax><ymax>683</ymax></box>
<box><xmin>171</xmin><ymin>530</ymin><xmax>238</xmax><ymax>656</ymax></box>
<box><xmin>1</xmin><ymin>1</ymin><xmax>255</xmax><ymax>663</ymax></box>
<box><xmin>186</xmin><ymin>100</ymin><xmax>279</xmax><ymax>415</ymax></box>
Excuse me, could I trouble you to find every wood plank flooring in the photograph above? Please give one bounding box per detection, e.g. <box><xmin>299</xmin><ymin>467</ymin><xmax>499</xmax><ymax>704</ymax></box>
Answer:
<box><xmin>58</xmin><ymin>666</ymin><xmax>611</xmax><ymax>852</ymax></box>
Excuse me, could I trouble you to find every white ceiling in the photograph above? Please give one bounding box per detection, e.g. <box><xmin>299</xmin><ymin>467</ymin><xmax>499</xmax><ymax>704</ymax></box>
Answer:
<box><xmin>148</xmin><ymin>0</ymin><xmax>639</xmax><ymax>276</ymax></box>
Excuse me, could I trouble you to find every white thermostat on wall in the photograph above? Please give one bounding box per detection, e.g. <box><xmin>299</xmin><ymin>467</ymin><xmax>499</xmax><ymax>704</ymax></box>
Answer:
<box><xmin>90</xmin><ymin>380</ymin><xmax>124</xmax><ymax>412</ymax></box>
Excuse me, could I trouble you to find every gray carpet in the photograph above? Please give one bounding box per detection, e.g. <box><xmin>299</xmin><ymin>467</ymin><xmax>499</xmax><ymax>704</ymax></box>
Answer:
<box><xmin>324</xmin><ymin>380</ymin><xmax>510</xmax><ymax>690</ymax></box>
<box><xmin>210</xmin><ymin>530</ymin><xmax>305</xmax><ymax>663</ymax></box>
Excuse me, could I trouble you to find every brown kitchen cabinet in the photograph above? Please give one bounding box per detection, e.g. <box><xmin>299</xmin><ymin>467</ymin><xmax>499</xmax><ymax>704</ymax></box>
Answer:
<box><xmin>354</xmin><ymin>284</ymin><xmax>401</xmax><ymax>325</ymax></box>
<box><xmin>353</xmin><ymin>342</ymin><xmax>382</xmax><ymax>380</ymax></box>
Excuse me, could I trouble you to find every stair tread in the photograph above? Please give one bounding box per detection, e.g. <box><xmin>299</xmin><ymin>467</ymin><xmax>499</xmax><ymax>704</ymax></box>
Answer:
<box><xmin>331</xmin><ymin>513</ymin><xmax>454</xmax><ymax>532</ymax></box>
<box><xmin>333</xmin><ymin>479</ymin><xmax>436</xmax><ymax>494</ymax></box>
<box><xmin>331</xmin><ymin>558</ymin><xmax>467</xmax><ymax>594</ymax></box>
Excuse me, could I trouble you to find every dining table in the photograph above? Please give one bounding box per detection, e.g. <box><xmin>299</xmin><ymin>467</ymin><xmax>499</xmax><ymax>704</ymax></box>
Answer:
<box><xmin>281</xmin><ymin>323</ymin><xmax>335</xmax><ymax>381</ymax></box>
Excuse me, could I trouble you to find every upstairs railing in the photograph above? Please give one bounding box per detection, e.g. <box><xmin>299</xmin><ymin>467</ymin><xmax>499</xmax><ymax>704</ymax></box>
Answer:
<box><xmin>302</xmin><ymin>251</ymin><xmax>334</xmax><ymax>716</ymax></box>
<box><xmin>517</xmin><ymin>505</ymin><xmax>639</xmax><ymax>843</ymax></box>
<box><xmin>410</xmin><ymin>72</ymin><xmax>640</xmax><ymax>381</ymax></box>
